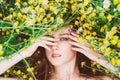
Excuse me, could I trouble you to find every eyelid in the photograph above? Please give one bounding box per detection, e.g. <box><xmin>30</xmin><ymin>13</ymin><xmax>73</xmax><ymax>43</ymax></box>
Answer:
<box><xmin>59</xmin><ymin>37</ymin><xmax>69</xmax><ymax>41</ymax></box>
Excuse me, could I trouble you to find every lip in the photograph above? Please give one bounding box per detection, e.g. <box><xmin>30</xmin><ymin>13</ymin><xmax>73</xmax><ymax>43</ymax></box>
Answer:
<box><xmin>52</xmin><ymin>54</ymin><xmax>62</xmax><ymax>58</ymax></box>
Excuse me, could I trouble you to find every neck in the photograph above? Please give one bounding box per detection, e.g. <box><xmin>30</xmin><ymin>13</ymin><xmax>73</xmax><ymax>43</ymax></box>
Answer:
<box><xmin>52</xmin><ymin>56</ymin><xmax>80</xmax><ymax>79</ymax></box>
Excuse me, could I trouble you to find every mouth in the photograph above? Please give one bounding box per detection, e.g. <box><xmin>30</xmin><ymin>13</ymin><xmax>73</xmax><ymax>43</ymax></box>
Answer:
<box><xmin>52</xmin><ymin>54</ymin><xmax>62</xmax><ymax>58</ymax></box>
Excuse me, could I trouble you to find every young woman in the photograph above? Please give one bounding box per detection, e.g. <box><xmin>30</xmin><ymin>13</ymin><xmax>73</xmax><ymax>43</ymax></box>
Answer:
<box><xmin>0</xmin><ymin>25</ymin><xmax>119</xmax><ymax>80</ymax></box>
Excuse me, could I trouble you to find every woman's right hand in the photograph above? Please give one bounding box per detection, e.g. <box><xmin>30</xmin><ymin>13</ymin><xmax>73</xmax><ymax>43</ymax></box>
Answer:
<box><xmin>20</xmin><ymin>36</ymin><xmax>58</xmax><ymax>58</ymax></box>
<box><xmin>0</xmin><ymin>36</ymin><xmax>58</xmax><ymax>75</ymax></box>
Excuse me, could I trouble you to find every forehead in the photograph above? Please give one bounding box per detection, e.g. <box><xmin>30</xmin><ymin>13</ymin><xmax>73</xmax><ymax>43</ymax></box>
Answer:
<box><xmin>53</xmin><ymin>26</ymin><xmax>70</xmax><ymax>37</ymax></box>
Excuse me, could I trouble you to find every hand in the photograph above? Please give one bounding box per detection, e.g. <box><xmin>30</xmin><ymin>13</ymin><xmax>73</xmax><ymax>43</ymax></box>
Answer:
<box><xmin>20</xmin><ymin>36</ymin><xmax>58</xmax><ymax>58</ymax></box>
<box><xmin>68</xmin><ymin>32</ymin><xmax>120</xmax><ymax>77</ymax></box>
<box><xmin>68</xmin><ymin>32</ymin><xmax>105</xmax><ymax>61</ymax></box>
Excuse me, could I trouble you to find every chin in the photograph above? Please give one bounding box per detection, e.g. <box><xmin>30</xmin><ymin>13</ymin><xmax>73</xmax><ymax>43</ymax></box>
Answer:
<box><xmin>52</xmin><ymin>63</ymin><xmax>63</xmax><ymax>67</ymax></box>
<box><xmin>50</xmin><ymin>60</ymin><xmax>64</xmax><ymax>67</ymax></box>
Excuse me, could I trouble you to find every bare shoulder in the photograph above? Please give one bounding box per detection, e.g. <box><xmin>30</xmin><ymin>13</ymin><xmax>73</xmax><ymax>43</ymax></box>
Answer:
<box><xmin>86</xmin><ymin>76</ymin><xmax>112</xmax><ymax>80</ymax></box>
<box><xmin>79</xmin><ymin>74</ymin><xmax>119</xmax><ymax>80</ymax></box>
<box><xmin>0</xmin><ymin>77</ymin><xmax>21</xmax><ymax>80</ymax></box>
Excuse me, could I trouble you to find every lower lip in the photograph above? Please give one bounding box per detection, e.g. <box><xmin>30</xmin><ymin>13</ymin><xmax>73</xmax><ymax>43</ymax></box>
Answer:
<box><xmin>52</xmin><ymin>54</ymin><xmax>61</xmax><ymax>58</ymax></box>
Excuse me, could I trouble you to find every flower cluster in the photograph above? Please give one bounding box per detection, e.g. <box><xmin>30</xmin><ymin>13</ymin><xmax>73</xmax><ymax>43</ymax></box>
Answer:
<box><xmin>0</xmin><ymin>0</ymin><xmax>120</xmax><ymax>79</ymax></box>
<box><xmin>0</xmin><ymin>0</ymin><xmax>78</xmax><ymax>58</ymax></box>
<box><xmin>73</xmin><ymin>0</ymin><xmax>120</xmax><ymax>70</ymax></box>
<box><xmin>73</xmin><ymin>0</ymin><xmax>120</xmax><ymax>75</ymax></box>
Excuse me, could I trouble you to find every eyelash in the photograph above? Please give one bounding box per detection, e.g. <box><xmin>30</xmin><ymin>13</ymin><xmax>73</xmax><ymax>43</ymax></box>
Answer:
<box><xmin>59</xmin><ymin>37</ymin><xmax>69</xmax><ymax>41</ymax></box>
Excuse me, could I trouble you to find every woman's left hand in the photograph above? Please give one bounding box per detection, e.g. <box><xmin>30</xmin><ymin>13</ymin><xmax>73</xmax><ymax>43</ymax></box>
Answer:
<box><xmin>68</xmin><ymin>32</ymin><xmax>120</xmax><ymax>78</ymax></box>
<box><xmin>68</xmin><ymin>32</ymin><xmax>105</xmax><ymax>61</ymax></box>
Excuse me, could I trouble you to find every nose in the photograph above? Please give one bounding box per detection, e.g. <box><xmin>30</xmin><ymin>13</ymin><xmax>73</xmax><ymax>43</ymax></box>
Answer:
<box><xmin>52</xmin><ymin>42</ymin><xmax>58</xmax><ymax>50</ymax></box>
<box><xmin>52</xmin><ymin>45</ymin><xmax>58</xmax><ymax>50</ymax></box>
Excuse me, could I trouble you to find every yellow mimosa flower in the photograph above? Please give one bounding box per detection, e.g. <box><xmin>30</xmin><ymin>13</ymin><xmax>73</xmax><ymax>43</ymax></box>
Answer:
<box><xmin>13</xmin><ymin>21</ymin><xmax>19</xmax><ymax>27</ymax></box>
<box><xmin>111</xmin><ymin>58</ymin><xmax>116</xmax><ymax>65</ymax></box>
<box><xmin>105</xmin><ymin>70</ymin><xmax>109</xmax><ymax>74</ymax></box>
<box><xmin>75</xmin><ymin>20</ymin><xmax>79</xmax><ymax>25</ymax></box>
<box><xmin>17</xmin><ymin>12</ymin><xmax>22</xmax><ymax>18</ymax></box>
<box><xmin>113</xmin><ymin>0</ymin><xmax>118</xmax><ymax>5</ymax></box>
<box><xmin>0</xmin><ymin>50</ymin><xmax>4</xmax><ymax>56</ymax></box>
<box><xmin>117</xmin><ymin>4</ymin><xmax>120</xmax><ymax>10</ymax></box>
<box><xmin>23</xmin><ymin>2</ymin><xmax>27</xmax><ymax>6</ymax></box>
<box><xmin>111</xmin><ymin>39</ymin><xmax>117</xmax><ymax>45</ymax></box>
<box><xmin>96</xmin><ymin>64</ymin><xmax>101</xmax><ymax>68</ymax></box>
<box><xmin>81</xmin><ymin>61</ymin><xmax>85</xmax><ymax>68</ymax></box>
<box><xmin>107</xmin><ymin>14</ymin><xmax>112</xmax><ymax>21</ymax></box>
<box><xmin>23</xmin><ymin>75</ymin><xmax>27</xmax><ymax>79</ymax></box>
<box><xmin>10</xmin><ymin>8</ymin><xmax>14</xmax><ymax>11</ymax></box>
<box><xmin>30</xmin><ymin>39</ymin><xmax>35</xmax><ymax>43</ymax></box>
<box><xmin>37</xmin><ymin>60</ymin><xmax>41</xmax><ymax>64</ymax></box>
<box><xmin>86</xmin><ymin>36</ymin><xmax>91</xmax><ymax>40</ymax></box>
<box><xmin>29</xmin><ymin>77</ymin><xmax>33</xmax><ymax>80</ymax></box>
<box><xmin>117</xmin><ymin>41</ymin><xmax>120</xmax><ymax>48</ymax></box>
<box><xmin>27</xmin><ymin>68</ymin><xmax>31</xmax><ymax>72</ymax></box>
<box><xmin>84</xmin><ymin>0</ymin><xmax>90</xmax><ymax>5</ymax></box>
<box><xmin>17</xmin><ymin>70</ymin><xmax>21</xmax><ymax>75</ymax></box>
<box><xmin>118</xmin><ymin>52</ymin><xmax>120</xmax><ymax>57</ymax></box>
<box><xmin>15</xmin><ymin>29</ymin><xmax>20</xmax><ymax>33</ymax></box>
<box><xmin>116</xmin><ymin>60</ymin><xmax>120</xmax><ymax>65</ymax></box>
<box><xmin>99</xmin><ymin>12</ymin><xmax>105</xmax><ymax>17</ymax></box>
<box><xmin>16</xmin><ymin>0</ymin><xmax>20</xmax><ymax>3</ymax></box>
<box><xmin>92</xmin><ymin>32</ymin><xmax>96</xmax><ymax>36</ymax></box>
<box><xmin>3</xmin><ymin>17</ymin><xmax>7</xmax><ymax>21</ymax></box>
<box><xmin>0</xmin><ymin>13</ymin><xmax>2</xmax><ymax>17</ymax></box>
<box><xmin>71</xmin><ymin>5</ymin><xmax>76</xmax><ymax>11</ymax></box>
<box><xmin>92</xmin><ymin>68</ymin><xmax>96</xmax><ymax>73</ymax></box>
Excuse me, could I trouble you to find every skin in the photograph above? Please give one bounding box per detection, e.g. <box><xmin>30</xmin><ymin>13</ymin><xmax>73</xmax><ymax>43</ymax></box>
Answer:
<box><xmin>45</xmin><ymin>27</ymin><xmax>80</xmax><ymax>80</ymax></box>
<box><xmin>0</xmin><ymin>25</ymin><xmax>119</xmax><ymax>80</ymax></box>
<box><xmin>45</xmin><ymin>27</ymin><xmax>76</xmax><ymax>66</ymax></box>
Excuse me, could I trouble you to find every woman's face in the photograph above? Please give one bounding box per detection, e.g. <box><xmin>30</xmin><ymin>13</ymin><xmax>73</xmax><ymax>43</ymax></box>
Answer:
<box><xmin>45</xmin><ymin>26</ymin><xmax>76</xmax><ymax>66</ymax></box>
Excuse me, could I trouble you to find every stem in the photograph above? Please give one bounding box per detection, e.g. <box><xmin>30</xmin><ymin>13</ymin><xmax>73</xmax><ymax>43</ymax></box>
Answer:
<box><xmin>22</xmin><ymin>58</ymin><xmax>37</xmax><ymax>80</ymax></box>
<box><xmin>0</xmin><ymin>20</ymin><xmax>12</xmax><ymax>25</ymax></box>
<box><xmin>4</xmin><ymin>44</ymin><xmax>16</xmax><ymax>52</ymax></box>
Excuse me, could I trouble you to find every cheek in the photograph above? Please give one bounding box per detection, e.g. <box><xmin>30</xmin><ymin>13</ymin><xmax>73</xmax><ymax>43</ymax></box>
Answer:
<box><xmin>45</xmin><ymin>45</ymin><xmax>52</xmax><ymax>57</ymax></box>
<box><xmin>59</xmin><ymin>43</ymin><xmax>76</xmax><ymax>65</ymax></box>
<box><xmin>59</xmin><ymin>42</ymin><xmax>73</xmax><ymax>53</ymax></box>
<box><xmin>59</xmin><ymin>42</ymin><xmax>75</xmax><ymax>58</ymax></box>
<box><xmin>45</xmin><ymin>49</ymin><xmax>52</xmax><ymax>61</ymax></box>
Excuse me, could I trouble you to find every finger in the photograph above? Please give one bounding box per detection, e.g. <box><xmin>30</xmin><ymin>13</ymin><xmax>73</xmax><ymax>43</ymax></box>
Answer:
<box><xmin>71</xmin><ymin>47</ymin><xmax>85</xmax><ymax>54</ymax></box>
<box><xmin>69</xmin><ymin>35</ymin><xmax>90</xmax><ymax>48</ymax></box>
<box><xmin>36</xmin><ymin>42</ymin><xmax>51</xmax><ymax>51</ymax></box>
<box><xmin>70</xmin><ymin>32</ymin><xmax>79</xmax><ymax>37</ymax></box>
<box><xmin>69</xmin><ymin>35</ymin><xmax>78</xmax><ymax>42</ymax></box>
<box><xmin>40</xmin><ymin>37</ymin><xmax>59</xmax><ymax>41</ymax></box>
<box><xmin>42</xmin><ymin>44</ymin><xmax>51</xmax><ymax>51</ymax></box>
<box><xmin>69</xmin><ymin>41</ymin><xmax>86</xmax><ymax>49</ymax></box>
<box><xmin>36</xmin><ymin>40</ymin><xmax>57</xmax><ymax>46</ymax></box>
